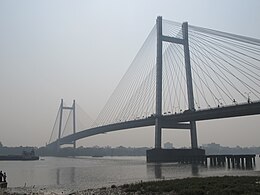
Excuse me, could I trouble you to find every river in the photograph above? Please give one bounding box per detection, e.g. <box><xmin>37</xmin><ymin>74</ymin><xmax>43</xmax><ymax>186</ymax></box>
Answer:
<box><xmin>1</xmin><ymin>156</ymin><xmax>260</xmax><ymax>193</ymax></box>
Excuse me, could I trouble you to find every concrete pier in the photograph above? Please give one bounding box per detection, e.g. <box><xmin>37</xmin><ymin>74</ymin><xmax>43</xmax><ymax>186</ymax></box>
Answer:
<box><xmin>146</xmin><ymin>148</ymin><xmax>256</xmax><ymax>169</ymax></box>
<box><xmin>146</xmin><ymin>148</ymin><xmax>205</xmax><ymax>163</ymax></box>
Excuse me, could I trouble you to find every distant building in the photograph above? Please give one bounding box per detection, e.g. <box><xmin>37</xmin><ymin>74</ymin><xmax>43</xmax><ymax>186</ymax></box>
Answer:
<box><xmin>164</xmin><ymin>142</ymin><xmax>173</xmax><ymax>149</ymax></box>
<box><xmin>202</xmin><ymin>143</ymin><xmax>221</xmax><ymax>148</ymax></box>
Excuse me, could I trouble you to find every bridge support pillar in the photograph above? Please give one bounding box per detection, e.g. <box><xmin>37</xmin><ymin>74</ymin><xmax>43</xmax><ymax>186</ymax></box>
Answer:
<box><xmin>182</xmin><ymin>22</ymin><xmax>198</xmax><ymax>149</ymax></box>
<box><xmin>72</xmin><ymin>100</ymin><xmax>76</xmax><ymax>149</ymax></box>
<box><xmin>57</xmin><ymin>99</ymin><xmax>64</xmax><ymax>151</ymax></box>
<box><xmin>155</xmin><ymin>118</ymin><xmax>162</xmax><ymax>148</ymax></box>
<box><xmin>155</xmin><ymin>16</ymin><xmax>163</xmax><ymax>148</ymax></box>
<box><xmin>190</xmin><ymin>121</ymin><xmax>198</xmax><ymax>149</ymax></box>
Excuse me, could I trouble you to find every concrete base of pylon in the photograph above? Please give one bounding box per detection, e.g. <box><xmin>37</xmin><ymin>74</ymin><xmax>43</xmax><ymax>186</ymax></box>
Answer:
<box><xmin>146</xmin><ymin>148</ymin><xmax>205</xmax><ymax>163</ymax></box>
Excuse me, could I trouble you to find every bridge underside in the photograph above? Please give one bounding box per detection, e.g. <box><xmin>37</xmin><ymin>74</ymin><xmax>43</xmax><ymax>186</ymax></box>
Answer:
<box><xmin>47</xmin><ymin>101</ymin><xmax>260</xmax><ymax>149</ymax></box>
<box><xmin>47</xmin><ymin>118</ymin><xmax>190</xmax><ymax>148</ymax></box>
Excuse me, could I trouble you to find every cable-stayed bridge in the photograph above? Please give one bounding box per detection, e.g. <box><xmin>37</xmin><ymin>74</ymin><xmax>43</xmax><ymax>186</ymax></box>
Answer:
<box><xmin>47</xmin><ymin>17</ymin><xmax>260</xmax><ymax>154</ymax></box>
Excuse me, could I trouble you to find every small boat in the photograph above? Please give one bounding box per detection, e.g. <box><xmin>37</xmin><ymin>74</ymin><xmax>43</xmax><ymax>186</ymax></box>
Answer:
<box><xmin>91</xmin><ymin>155</ymin><xmax>104</xmax><ymax>158</ymax></box>
<box><xmin>0</xmin><ymin>155</ymin><xmax>39</xmax><ymax>161</ymax></box>
<box><xmin>0</xmin><ymin>150</ymin><xmax>39</xmax><ymax>161</ymax></box>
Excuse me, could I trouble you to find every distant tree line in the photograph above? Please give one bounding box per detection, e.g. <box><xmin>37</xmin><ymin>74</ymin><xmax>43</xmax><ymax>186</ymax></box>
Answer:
<box><xmin>0</xmin><ymin>145</ymin><xmax>37</xmax><ymax>155</ymax></box>
<box><xmin>1</xmin><ymin>142</ymin><xmax>260</xmax><ymax>156</ymax></box>
<box><xmin>37</xmin><ymin>146</ymin><xmax>150</xmax><ymax>157</ymax></box>
<box><xmin>0</xmin><ymin>142</ymin><xmax>150</xmax><ymax>157</ymax></box>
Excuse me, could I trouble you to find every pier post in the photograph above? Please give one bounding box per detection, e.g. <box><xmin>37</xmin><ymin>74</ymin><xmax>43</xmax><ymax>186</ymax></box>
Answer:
<box><xmin>210</xmin><ymin>157</ymin><xmax>213</xmax><ymax>166</ymax></box>
<box><xmin>213</xmin><ymin>156</ymin><xmax>217</xmax><ymax>166</ymax></box>
<box><xmin>241</xmin><ymin>157</ymin><xmax>245</xmax><ymax>168</ymax></box>
<box><xmin>248</xmin><ymin>157</ymin><xmax>253</xmax><ymax>168</ymax></box>
<box><xmin>236</xmin><ymin>157</ymin><xmax>240</xmax><ymax>167</ymax></box>
<box><xmin>204</xmin><ymin>156</ymin><xmax>208</xmax><ymax>166</ymax></box>
<box><xmin>246</xmin><ymin>157</ymin><xmax>249</xmax><ymax>168</ymax></box>
<box><xmin>217</xmin><ymin>157</ymin><xmax>221</xmax><ymax>166</ymax></box>
<box><xmin>227</xmin><ymin>157</ymin><xmax>231</xmax><ymax>168</ymax></box>
<box><xmin>232</xmin><ymin>156</ymin><xmax>235</xmax><ymax>168</ymax></box>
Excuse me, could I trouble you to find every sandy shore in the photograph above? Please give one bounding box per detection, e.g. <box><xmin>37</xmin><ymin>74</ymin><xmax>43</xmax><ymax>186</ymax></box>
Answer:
<box><xmin>2</xmin><ymin>176</ymin><xmax>260</xmax><ymax>195</ymax></box>
<box><xmin>1</xmin><ymin>185</ymin><xmax>172</xmax><ymax>195</ymax></box>
<box><xmin>1</xmin><ymin>186</ymin><xmax>134</xmax><ymax>195</ymax></box>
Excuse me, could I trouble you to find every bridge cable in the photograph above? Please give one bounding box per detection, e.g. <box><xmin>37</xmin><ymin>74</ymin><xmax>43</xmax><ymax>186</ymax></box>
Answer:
<box><xmin>48</xmin><ymin>105</ymin><xmax>61</xmax><ymax>144</ymax></box>
<box><xmin>189</xmin><ymin>33</ymin><xmax>260</xmax><ymax>101</ymax></box>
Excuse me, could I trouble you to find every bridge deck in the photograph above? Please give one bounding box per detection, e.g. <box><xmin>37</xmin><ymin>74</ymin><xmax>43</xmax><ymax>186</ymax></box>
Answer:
<box><xmin>47</xmin><ymin>101</ymin><xmax>260</xmax><ymax>147</ymax></box>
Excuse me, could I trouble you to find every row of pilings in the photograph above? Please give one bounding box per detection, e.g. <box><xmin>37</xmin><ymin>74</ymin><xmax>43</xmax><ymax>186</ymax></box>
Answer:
<box><xmin>206</xmin><ymin>154</ymin><xmax>256</xmax><ymax>169</ymax></box>
<box><xmin>178</xmin><ymin>154</ymin><xmax>256</xmax><ymax>169</ymax></box>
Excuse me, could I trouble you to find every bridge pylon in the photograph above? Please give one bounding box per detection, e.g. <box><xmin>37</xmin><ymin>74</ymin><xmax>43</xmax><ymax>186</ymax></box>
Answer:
<box><xmin>155</xmin><ymin>16</ymin><xmax>198</xmax><ymax>149</ymax></box>
<box><xmin>155</xmin><ymin>16</ymin><xmax>163</xmax><ymax>149</ymax></box>
<box><xmin>56</xmin><ymin>99</ymin><xmax>77</xmax><ymax>151</ymax></box>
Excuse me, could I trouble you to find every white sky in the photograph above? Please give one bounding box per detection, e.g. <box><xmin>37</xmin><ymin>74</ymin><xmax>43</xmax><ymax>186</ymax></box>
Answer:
<box><xmin>0</xmin><ymin>0</ymin><xmax>260</xmax><ymax>148</ymax></box>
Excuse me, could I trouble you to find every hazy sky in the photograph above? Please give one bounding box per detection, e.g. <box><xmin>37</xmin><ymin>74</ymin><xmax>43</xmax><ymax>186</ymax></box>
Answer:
<box><xmin>0</xmin><ymin>0</ymin><xmax>260</xmax><ymax>148</ymax></box>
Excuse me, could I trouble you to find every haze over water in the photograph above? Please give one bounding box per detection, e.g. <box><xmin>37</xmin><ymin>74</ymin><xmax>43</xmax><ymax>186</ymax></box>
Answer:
<box><xmin>1</xmin><ymin>156</ymin><xmax>260</xmax><ymax>193</ymax></box>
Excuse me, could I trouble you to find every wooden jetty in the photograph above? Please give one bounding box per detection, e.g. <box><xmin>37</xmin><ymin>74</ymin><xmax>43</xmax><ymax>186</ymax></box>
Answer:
<box><xmin>176</xmin><ymin>154</ymin><xmax>256</xmax><ymax>169</ymax></box>
<box><xmin>206</xmin><ymin>154</ymin><xmax>256</xmax><ymax>169</ymax></box>
<box><xmin>147</xmin><ymin>148</ymin><xmax>256</xmax><ymax>169</ymax></box>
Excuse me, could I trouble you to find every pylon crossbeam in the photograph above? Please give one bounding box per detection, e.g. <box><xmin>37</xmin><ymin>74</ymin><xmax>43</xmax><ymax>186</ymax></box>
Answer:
<box><xmin>62</xmin><ymin>106</ymin><xmax>73</xmax><ymax>110</ymax></box>
<box><xmin>162</xmin><ymin>35</ymin><xmax>184</xmax><ymax>44</ymax></box>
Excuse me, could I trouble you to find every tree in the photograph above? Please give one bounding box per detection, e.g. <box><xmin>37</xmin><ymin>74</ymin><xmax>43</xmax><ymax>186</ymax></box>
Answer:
<box><xmin>0</xmin><ymin>141</ymin><xmax>3</xmax><ymax>147</ymax></box>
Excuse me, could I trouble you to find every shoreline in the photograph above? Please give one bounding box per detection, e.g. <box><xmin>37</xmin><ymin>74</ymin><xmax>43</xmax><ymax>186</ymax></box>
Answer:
<box><xmin>2</xmin><ymin>176</ymin><xmax>260</xmax><ymax>195</ymax></box>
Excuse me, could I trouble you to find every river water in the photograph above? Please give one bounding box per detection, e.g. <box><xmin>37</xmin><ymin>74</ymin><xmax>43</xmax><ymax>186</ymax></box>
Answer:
<box><xmin>1</xmin><ymin>156</ymin><xmax>260</xmax><ymax>193</ymax></box>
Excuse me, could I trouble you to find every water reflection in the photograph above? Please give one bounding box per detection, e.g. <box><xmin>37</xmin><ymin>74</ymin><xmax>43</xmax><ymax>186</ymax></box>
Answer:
<box><xmin>56</xmin><ymin>169</ymin><xmax>60</xmax><ymax>185</ymax></box>
<box><xmin>191</xmin><ymin>164</ymin><xmax>199</xmax><ymax>176</ymax></box>
<box><xmin>1</xmin><ymin>157</ymin><xmax>259</xmax><ymax>189</ymax></box>
<box><xmin>153</xmin><ymin>163</ymin><xmax>162</xmax><ymax>178</ymax></box>
<box><xmin>71</xmin><ymin>167</ymin><xmax>75</xmax><ymax>183</ymax></box>
<box><xmin>55</xmin><ymin>167</ymin><xmax>75</xmax><ymax>185</ymax></box>
<box><xmin>147</xmin><ymin>163</ymin><xmax>200</xmax><ymax>179</ymax></box>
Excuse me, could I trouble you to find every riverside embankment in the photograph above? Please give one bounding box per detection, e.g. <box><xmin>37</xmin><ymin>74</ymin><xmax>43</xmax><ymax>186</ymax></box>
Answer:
<box><xmin>2</xmin><ymin>176</ymin><xmax>260</xmax><ymax>195</ymax></box>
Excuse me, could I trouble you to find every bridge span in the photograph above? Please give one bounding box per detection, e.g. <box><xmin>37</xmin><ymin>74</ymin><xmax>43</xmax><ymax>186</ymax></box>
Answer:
<box><xmin>47</xmin><ymin>101</ymin><xmax>260</xmax><ymax>149</ymax></box>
